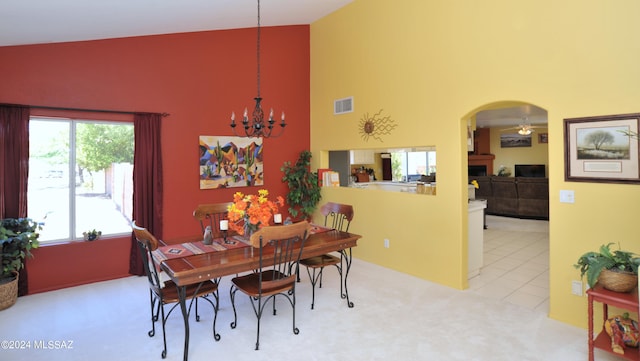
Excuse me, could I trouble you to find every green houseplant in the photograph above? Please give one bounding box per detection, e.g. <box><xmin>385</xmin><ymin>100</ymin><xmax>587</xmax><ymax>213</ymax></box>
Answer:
<box><xmin>83</xmin><ymin>229</ymin><xmax>102</xmax><ymax>241</ymax></box>
<box><xmin>281</xmin><ymin>150</ymin><xmax>322</xmax><ymax>221</ymax></box>
<box><xmin>0</xmin><ymin>218</ymin><xmax>41</xmax><ymax>310</ymax></box>
<box><xmin>574</xmin><ymin>243</ymin><xmax>640</xmax><ymax>292</ymax></box>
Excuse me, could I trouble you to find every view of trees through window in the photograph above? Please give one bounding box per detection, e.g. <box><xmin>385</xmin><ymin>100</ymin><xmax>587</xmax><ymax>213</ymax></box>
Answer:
<box><xmin>27</xmin><ymin>118</ymin><xmax>134</xmax><ymax>243</ymax></box>
<box><xmin>391</xmin><ymin>150</ymin><xmax>436</xmax><ymax>182</ymax></box>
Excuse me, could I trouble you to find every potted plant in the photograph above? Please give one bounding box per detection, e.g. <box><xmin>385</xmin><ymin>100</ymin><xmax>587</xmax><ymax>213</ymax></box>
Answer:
<box><xmin>574</xmin><ymin>243</ymin><xmax>640</xmax><ymax>293</ymax></box>
<box><xmin>281</xmin><ymin>150</ymin><xmax>322</xmax><ymax>221</ymax></box>
<box><xmin>0</xmin><ymin>218</ymin><xmax>41</xmax><ymax>310</ymax></box>
<box><xmin>83</xmin><ymin>229</ymin><xmax>102</xmax><ymax>241</ymax></box>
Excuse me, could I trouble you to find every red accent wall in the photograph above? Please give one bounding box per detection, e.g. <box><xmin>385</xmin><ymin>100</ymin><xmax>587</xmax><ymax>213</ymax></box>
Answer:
<box><xmin>0</xmin><ymin>26</ymin><xmax>311</xmax><ymax>294</ymax></box>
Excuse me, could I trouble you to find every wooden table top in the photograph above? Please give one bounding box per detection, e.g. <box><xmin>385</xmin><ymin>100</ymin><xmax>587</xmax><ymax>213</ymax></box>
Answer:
<box><xmin>160</xmin><ymin>228</ymin><xmax>361</xmax><ymax>286</ymax></box>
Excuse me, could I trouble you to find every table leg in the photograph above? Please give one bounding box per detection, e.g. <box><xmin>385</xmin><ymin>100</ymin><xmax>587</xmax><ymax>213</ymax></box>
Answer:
<box><xmin>178</xmin><ymin>285</ymin><xmax>190</xmax><ymax>361</ymax></box>
<box><xmin>340</xmin><ymin>248</ymin><xmax>354</xmax><ymax>308</ymax></box>
<box><xmin>588</xmin><ymin>293</ymin><xmax>594</xmax><ymax>361</ymax></box>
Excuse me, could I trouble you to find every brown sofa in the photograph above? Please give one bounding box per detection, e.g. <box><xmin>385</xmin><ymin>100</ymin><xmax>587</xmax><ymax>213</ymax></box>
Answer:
<box><xmin>469</xmin><ymin>176</ymin><xmax>548</xmax><ymax>220</ymax></box>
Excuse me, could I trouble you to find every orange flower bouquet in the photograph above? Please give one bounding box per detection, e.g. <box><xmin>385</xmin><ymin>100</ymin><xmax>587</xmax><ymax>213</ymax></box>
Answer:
<box><xmin>227</xmin><ymin>189</ymin><xmax>285</xmax><ymax>235</ymax></box>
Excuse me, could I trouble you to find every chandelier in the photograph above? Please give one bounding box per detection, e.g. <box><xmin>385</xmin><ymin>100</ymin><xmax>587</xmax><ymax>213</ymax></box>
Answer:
<box><xmin>230</xmin><ymin>0</ymin><xmax>286</xmax><ymax>138</ymax></box>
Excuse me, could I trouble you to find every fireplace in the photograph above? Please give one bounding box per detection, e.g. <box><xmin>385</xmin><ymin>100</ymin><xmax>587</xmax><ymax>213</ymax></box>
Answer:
<box><xmin>468</xmin><ymin>165</ymin><xmax>487</xmax><ymax>176</ymax></box>
<box><xmin>468</xmin><ymin>154</ymin><xmax>495</xmax><ymax>175</ymax></box>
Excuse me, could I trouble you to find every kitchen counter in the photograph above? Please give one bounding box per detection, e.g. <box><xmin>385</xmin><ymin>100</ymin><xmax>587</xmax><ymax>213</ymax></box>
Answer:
<box><xmin>350</xmin><ymin>181</ymin><xmax>435</xmax><ymax>194</ymax></box>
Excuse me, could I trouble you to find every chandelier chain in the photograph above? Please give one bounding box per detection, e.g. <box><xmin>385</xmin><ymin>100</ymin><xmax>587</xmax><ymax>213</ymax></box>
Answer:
<box><xmin>229</xmin><ymin>0</ymin><xmax>286</xmax><ymax>138</ymax></box>
<box><xmin>256</xmin><ymin>0</ymin><xmax>261</xmax><ymax>98</ymax></box>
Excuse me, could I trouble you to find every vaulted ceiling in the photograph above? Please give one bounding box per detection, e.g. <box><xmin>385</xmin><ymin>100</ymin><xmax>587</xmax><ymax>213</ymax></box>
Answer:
<box><xmin>0</xmin><ymin>0</ymin><xmax>354</xmax><ymax>47</ymax></box>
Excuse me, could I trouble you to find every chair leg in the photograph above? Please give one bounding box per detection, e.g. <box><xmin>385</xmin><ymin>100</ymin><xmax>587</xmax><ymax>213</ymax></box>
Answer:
<box><xmin>336</xmin><ymin>260</ymin><xmax>344</xmax><ymax>298</ymax></box>
<box><xmin>149</xmin><ymin>290</ymin><xmax>159</xmax><ymax>337</ymax></box>
<box><xmin>211</xmin><ymin>289</ymin><xmax>221</xmax><ymax>341</ymax></box>
<box><xmin>305</xmin><ymin>266</ymin><xmax>323</xmax><ymax>310</ymax></box>
<box><xmin>159</xmin><ymin>303</ymin><xmax>168</xmax><ymax>359</ymax></box>
<box><xmin>195</xmin><ymin>297</ymin><xmax>200</xmax><ymax>322</ymax></box>
<box><xmin>229</xmin><ymin>285</ymin><xmax>238</xmax><ymax>329</ymax></box>
<box><xmin>292</xmin><ymin>286</ymin><xmax>299</xmax><ymax>336</ymax></box>
<box><xmin>255</xmin><ymin>299</ymin><xmax>261</xmax><ymax>351</ymax></box>
<box><xmin>339</xmin><ymin>249</ymin><xmax>354</xmax><ymax>308</ymax></box>
<box><xmin>273</xmin><ymin>291</ymin><xmax>281</xmax><ymax>316</ymax></box>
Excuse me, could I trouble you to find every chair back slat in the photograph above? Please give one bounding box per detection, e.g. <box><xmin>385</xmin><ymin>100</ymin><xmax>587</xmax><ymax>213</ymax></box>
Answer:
<box><xmin>250</xmin><ymin>221</ymin><xmax>310</xmax><ymax>294</ymax></box>
<box><xmin>321</xmin><ymin>202</ymin><xmax>354</xmax><ymax>232</ymax></box>
<box><xmin>193</xmin><ymin>202</ymin><xmax>233</xmax><ymax>234</ymax></box>
<box><xmin>132</xmin><ymin>221</ymin><xmax>163</xmax><ymax>291</ymax></box>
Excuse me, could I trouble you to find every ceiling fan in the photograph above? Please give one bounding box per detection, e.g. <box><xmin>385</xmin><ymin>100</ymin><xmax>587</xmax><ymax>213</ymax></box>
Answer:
<box><xmin>500</xmin><ymin>123</ymin><xmax>544</xmax><ymax>135</ymax></box>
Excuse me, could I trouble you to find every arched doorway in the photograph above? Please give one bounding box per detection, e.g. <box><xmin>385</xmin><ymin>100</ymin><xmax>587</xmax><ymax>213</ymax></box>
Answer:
<box><xmin>462</xmin><ymin>101</ymin><xmax>550</xmax><ymax>313</ymax></box>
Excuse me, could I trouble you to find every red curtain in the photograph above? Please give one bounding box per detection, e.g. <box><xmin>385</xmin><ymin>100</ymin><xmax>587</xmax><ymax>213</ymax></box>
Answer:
<box><xmin>129</xmin><ymin>113</ymin><xmax>163</xmax><ymax>276</ymax></box>
<box><xmin>0</xmin><ymin>104</ymin><xmax>30</xmax><ymax>295</ymax></box>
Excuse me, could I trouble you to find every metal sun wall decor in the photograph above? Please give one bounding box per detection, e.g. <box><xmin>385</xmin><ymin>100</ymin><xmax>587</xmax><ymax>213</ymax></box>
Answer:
<box><xmin>199</xmin><ymin>135</ymin><xmax>264</xmax><ymax>189</ymax></box>
<box><xmin>358</xmin><ymin>109</ymin><xmax>396</xmax><ymax>142</ymax></box>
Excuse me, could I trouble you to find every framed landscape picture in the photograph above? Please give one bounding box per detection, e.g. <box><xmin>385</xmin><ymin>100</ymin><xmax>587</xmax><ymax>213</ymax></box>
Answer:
<box><xmin>500</xmin><ymin>133</ymin><xmax>532</xmax><ymax>148</ymax></box>
<box><xmin>564</xmin><ymin>113</ymin><xmax>640</xmax><ymax>183</ymax></box>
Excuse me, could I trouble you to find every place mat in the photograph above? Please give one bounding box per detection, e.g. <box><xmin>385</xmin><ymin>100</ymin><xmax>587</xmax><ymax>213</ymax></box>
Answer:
<box><xmin>153</xmin><ymin>244</ymin><xmax>195</xmax><ymax>262</ymax></box>
<box><xmin>310</xmin><ymin>224</ymin><xmax>333</xmax><ymax>234</ymax></box>
<box><xmin>152</xmin><ymin>237</ymin><xmax>249</xmax><ymax>263</ymax></box>
<box><xmin>217</xmin><ymin>236</ymin><xmax>251</xmax><ymax>249</ymax></box>
<box><xmin>190</xmin><ymin>240</ymin><xmax>227</xmax><ymax>253</ymax></box>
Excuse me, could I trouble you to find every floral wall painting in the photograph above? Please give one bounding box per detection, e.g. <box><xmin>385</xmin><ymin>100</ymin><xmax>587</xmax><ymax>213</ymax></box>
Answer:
<box><xmin>564</xmin><ymin>113</ymin><xmax>640</xmax><ymax>184</ymax></box>
<box><xmin>199</xmin><ymin>135</ymin><xmax>264</xmax><ymax>189</ymax></box>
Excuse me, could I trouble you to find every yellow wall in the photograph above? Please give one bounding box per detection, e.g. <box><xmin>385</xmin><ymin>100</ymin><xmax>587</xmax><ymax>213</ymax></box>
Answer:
<box><xmin>490</xmin><ymin>127</ymin><xmax>549</xmax><ymax>176</ymax></box>
<box><xmin>310</xmin><ymin>0</ymin><xmax>640</xmax><ymax>328</ymax></box>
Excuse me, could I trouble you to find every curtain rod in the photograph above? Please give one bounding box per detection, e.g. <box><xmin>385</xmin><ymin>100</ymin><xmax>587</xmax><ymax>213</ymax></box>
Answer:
<box><xmin>23</xmin><ymin>104</ymin><xmax>170</xmax><ymax>117</ymax></box>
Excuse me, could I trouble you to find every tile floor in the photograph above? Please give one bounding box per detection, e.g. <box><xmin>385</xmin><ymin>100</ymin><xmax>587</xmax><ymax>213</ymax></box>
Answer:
<box><xmin>469</xmin><ymin>215</ymin><xmax>550</xmax><ymax>313</ymax></box>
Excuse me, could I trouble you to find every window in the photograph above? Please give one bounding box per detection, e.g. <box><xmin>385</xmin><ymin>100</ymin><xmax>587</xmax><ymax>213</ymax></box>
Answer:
<box><xmin>391</xmin><ymin>150</ymin><xmax>436</xmax><ymax>182</ymax></box>
<box><xmin>27</xmin><ymin>117</ymin><xmax>134</xmax><ymax>243</ymax></box>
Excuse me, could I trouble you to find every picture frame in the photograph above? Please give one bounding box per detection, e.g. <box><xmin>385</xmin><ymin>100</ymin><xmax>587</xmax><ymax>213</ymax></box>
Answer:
<box><xmin>564</xmin><ymin>113</ymin><xmax>640</xmax><ymax>184</ymax></box>
<box><xmin>538</xmin><ymin>133</ymin><xmax>548</xmax><ymax>144</ymax></box>
<box><xmin>199</xmin><ymin>135</ymin><xmax>264</xmax><ymax>189</ymax></box>
<box><xmin>500</xmin><ymin>133</ymin><xmax>531</xmax><ymax>148</ymax></box>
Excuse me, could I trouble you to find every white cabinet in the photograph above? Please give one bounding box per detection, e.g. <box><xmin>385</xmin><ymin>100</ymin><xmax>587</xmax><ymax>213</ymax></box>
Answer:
<box><xmin>350</xmin><ymin>150</ymin><xmax>374</xmax><ymax>164</ymax></box>
<box><xmin>468</xmin><ymin>199</ymin><xmax>487</xmax><ymax>279</ymax></box>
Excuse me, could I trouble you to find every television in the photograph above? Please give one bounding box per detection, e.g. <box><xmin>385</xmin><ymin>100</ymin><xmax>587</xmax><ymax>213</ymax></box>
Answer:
<box><xmin>515</xmin><ymin>164</ymin><xmax>546</xmax><ymax>178</ymax></box>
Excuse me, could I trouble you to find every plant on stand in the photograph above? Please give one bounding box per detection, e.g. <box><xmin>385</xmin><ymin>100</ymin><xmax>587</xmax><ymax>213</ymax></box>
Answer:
<box><xmin>574</xmin><ymin>242</ymin><xmax>640</xmax><ymax>292</ymax></box>
<box><xmin>281</xmin><ymin>150</ymin><xmax>322</xmax><ymax>221</ymax></box>
<box><xmin>0</xmin><ymin>218</ymin><xmax>41</xmax><ymax>310</ymax></box>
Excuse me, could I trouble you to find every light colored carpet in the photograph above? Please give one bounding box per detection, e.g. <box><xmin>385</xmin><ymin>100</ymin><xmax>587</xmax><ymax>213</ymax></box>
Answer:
<box><xmin>0</xmin><ymin>257</ymin><xmax>621</xmax><ymax>361</ymax></box>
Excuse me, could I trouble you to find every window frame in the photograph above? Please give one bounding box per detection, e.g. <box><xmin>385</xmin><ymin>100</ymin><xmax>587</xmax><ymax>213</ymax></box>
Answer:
<box><xmin>28</xmin><ymin>116</ymin><xmax>134</xmax><ymax>244</ymax></box>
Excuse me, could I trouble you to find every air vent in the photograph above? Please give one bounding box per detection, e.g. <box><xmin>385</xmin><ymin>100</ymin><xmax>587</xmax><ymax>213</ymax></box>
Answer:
<box><xmin>334</xmin><ymin>97</ymin><xmax>353</xmax><ymax>115</ymax></box>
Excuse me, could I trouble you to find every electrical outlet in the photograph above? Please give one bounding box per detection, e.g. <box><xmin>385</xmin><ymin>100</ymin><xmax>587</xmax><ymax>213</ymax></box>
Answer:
<box><xmin>571</xmin><ymin>280</ymin><xmax>583</xmax><ymax>296</ymax></box>
<box><xmin>384</xmin><ymin>238</ymin><xmax>389</xmax><ymax>248</ymax></box>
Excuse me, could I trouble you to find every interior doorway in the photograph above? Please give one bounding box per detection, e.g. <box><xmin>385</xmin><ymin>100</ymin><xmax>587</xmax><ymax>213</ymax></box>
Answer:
<box><xmin>462</xmin><ymin>101</ymin><xmax>550</xmax><ymax>312</ymax></box>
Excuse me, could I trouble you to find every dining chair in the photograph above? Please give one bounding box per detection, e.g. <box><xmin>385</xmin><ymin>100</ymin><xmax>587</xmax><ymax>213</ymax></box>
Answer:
<box><xmin>193</xmin><ymin>202</ymin><xmax>233</xmax><ymax>234</ymax></box>
<box><xmin>229</xmin><ymin>221</ymin><xmax>310</xmax><ymax>350</ymax></box>
<box><xmin>299</xmin><ymin>202</ymin><xmax>354</xmax><ymax>309</ymax></box>
<box><xmin>132</xmin><ymin>221</ymin><xmax>220</xmax><ymax>359</ymax></box>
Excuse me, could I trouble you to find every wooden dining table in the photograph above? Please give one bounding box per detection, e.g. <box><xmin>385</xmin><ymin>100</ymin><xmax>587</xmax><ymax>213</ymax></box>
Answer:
<box><xmin>157</xmin><ymin>225</ymin><xmax>361</xmax><ymax>361</ymax></box>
